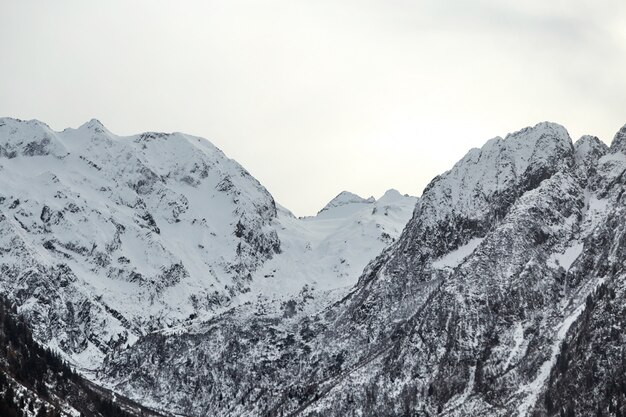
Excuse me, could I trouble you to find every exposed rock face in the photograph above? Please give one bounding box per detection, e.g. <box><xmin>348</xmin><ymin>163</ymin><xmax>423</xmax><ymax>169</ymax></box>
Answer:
<box><xmin>101</xmin><ymin>122</ymin><xmax>626</xmax><ymax>417</ymax></box>
<box><xmin>531</xmin><ymin>124</ymin><xmax>626</xmax><ymax>417</ymax></box>
<box><xmin>0</xmin><ymin>295</ymin><xmax>165</xmax><ymax>417</ymax></box>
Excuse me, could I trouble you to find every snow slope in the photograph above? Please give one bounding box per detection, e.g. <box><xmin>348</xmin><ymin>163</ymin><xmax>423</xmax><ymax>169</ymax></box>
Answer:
<box><xmin>253</xmin><ymin>189</ymin><xmax>417</xmax><ymax>296</ymax></box>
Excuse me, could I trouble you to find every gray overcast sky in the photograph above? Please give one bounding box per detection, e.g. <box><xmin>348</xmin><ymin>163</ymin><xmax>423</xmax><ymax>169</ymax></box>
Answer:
<box><xmin>1</xmin><ymin>1</ymin><xmax>625</xmax><ymax>216</ymax></box>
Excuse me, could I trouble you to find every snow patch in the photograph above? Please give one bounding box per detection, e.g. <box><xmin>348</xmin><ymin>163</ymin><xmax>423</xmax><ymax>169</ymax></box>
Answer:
<box><xmin>432</xmin><ymin>238</ymin><xmax>484</xmax><ymax>270</ymax></box>
<box><xmin>547</xmin><ymin>242</ymin><xmax>584</xmax><ymax>271</ymax></box>
<box><xmin>503</xmin><ymin>322</ymin><xmax>526</xmax><ymax>370</ymax></box>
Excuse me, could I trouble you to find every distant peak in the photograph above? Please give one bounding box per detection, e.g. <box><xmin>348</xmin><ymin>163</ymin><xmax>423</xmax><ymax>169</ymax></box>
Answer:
<box><xmin>0</xmin><ymin>116</ymin><xmax>22</xmax><ymax>124</ymax></box>
<box><xmin>78</xmin><ymin>118</ymin><xmax>108</xmax><ymax>133</ymax></box>
<box><xmin>574</xmin><ymin>135</ymin><xmax>607</xmax><ymax>154</ymax></box>
<box><xmin>381</xmin><ymin>188</ymin><xmax>401</xmax><ymax>198</ymax></box>
<box><xmin>318</xmin><ymin>191</ymin><xmax>375</xmax><ymax>214</ymax></box>
<box><xmin>610</xmin><ymin>124</ymin><xmax>626</xmax><ymax>154</ymax></box>
<box><xmin>535</xmin><ymin>121</ymin><xmax>566</xmax><ymax>130</ymax></box>
<box><xmin>576</xmin><ymin>134</ymin><xmax>602</xmax><ymax>144</ymax></box>
<box><xmin>574</xmin><ymin>135</ymin><xmax>608</xmax><ymax>175</ymax></box>
<box><xmin>0</xmin><ymin>117</ymin><xmax>51</xmax><ymax>130</ymax></box>
<box><xmin>504</xmin><ymin>121</ymin><xmax>570</xmax><ymax>142</ymax></box>
<box><xmin>377</xmin><ymin>189</ymin><xmax>405</xmax><ymax>204</ymax></box>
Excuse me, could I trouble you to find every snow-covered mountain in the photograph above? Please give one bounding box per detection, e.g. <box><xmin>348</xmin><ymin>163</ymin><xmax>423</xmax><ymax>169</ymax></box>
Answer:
<box><xmin>0</xmin><ymin>117</ymin><xmax>416</xmax><ymax>371</ymax></box>
<box><xmin>5</xmin><ymin>117</ymin><xmax>626</xmax><ymax>417</ymax></box>
<box><xmin>100</xmin><ymin>121</ymin><xmax>626</xmax><ymax>417</ymax></box>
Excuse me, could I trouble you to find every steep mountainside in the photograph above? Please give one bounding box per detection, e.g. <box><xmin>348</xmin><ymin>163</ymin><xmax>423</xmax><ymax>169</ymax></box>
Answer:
<box><xmin>0</xmin><ymin>117</ymin><xmax>416</xmax><ymax>372</ymax></box>
<box><xmin>0</xmin><ymin>296</ymin><xmax>165</xmax><ymax>417</ymax></box>
<box><xmin>101</xmin><ymin>122</ymin><xmax>626</xmax><ymax>417</ymax></box>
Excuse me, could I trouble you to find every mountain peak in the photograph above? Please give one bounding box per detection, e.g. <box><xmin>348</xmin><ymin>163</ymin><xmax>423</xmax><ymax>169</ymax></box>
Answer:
<box><xmin>505</xmin><ymin>121</ymin><xmax>567</xmax><ymax>136</ymax></box>
<box><xmin>503</xmin><ymin>121</ymin><xmax>571</xmax><ymax>148</ymax></box>
<box><xmin>77</xmin><ymin>118</ymin><xmax>108</xmax><ymax>134</ymax></box>
<box><xmin>318</xmin><ymin>191</ymin><xmax>375</xmax><ymax>214</ymax></box>
<box><xmin>574</xmin><ymin>135</ymin><xmax>608</xmax><ymax>159</ymax></box>
<box><xmin>412</xmin><ymin>120</ymin><xmax>574</xmax><ymax>255</ymax></box>
<box><xmin>377</xmin><ymin>188</ymin><xmax>405</xmax><ymax>204</ymax></box>
<box><xmin>0</xmin><ymin>117</ymin><xmax>51</xmax><ymax>130</ymax></box>
<box><xmin>609</xmin><ymin>124</ymin><xmax>626</xmax><ymax>154</ymax></box>
<box><xmin>574</xmin><ymin>135</ymin><xmax>608</xmax><ymax>176</ymax></box>
<box><xmin>0</xmin><ymin>117</ymin><xmax>65</xmax><ymax>158</ymax></box>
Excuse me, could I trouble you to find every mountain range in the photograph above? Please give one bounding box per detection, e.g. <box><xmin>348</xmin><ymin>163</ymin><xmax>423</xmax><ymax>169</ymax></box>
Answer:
<box><xmin>1</xmin><ymin>117</ymin><xmax>626</xmax><ymax>416</ymax></box>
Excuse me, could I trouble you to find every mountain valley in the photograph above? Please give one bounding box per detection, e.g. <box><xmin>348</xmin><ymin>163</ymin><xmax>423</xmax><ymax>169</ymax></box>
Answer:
<box><xmin>1</xmin><ymin>118</ymin><xmax>626</xmax><ymax>416</ymax></box>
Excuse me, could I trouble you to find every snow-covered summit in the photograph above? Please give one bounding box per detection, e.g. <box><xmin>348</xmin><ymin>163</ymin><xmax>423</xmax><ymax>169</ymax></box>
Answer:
<box><xmin>318</xmin><ymin>191</ymin><xmax>376</xmax><ymax>214</ymax></box>
<box><xmin>575</xmin><ymin>134</ymin><xmax>607</xmax><ymax>157</ymax></box>
<box><xmin>77</xmin><ymin>118</ymin><xmax>108</xmax><ymax>133</ymax></box>
<box><xmin>377</xmin><ymin>188</ymin><xmax>404</xmax><ymax>204</ymax></box>
<box><xmin>609</xmin><ymin>123</ymin><xmax>626</xmax><ymax>154</ymax></box>
<box><xmin>416</xmin><ymin>122</ymin><xmax>573</xmax><ymax>234</ymax></box>
<box><xmin>0</xmin><ymin>117</ymin><xmax>285</xmax><ymax>365</ymax></box>
<box><xmin>0</xmin><ymin>117</ymin><xmax>68</xmax><ymax>158</ymax></box>
<box><xmin>574</xmin><ymin>135</ymin><xmax>608</xmax><ymax>176</ymax></box>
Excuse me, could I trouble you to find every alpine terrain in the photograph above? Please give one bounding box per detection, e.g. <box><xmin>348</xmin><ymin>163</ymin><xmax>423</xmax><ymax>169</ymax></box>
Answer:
<box><xmin>2</xmin><ymin>117</ymin><xmax>626</xmax><ymax>416</ymax></box>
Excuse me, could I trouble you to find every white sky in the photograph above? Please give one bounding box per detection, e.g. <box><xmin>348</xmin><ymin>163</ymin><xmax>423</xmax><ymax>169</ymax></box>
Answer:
<box><xmin>1</xmin><ymin>1</ymin><xmax>625</xmax><ymax>216</ymax></box>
